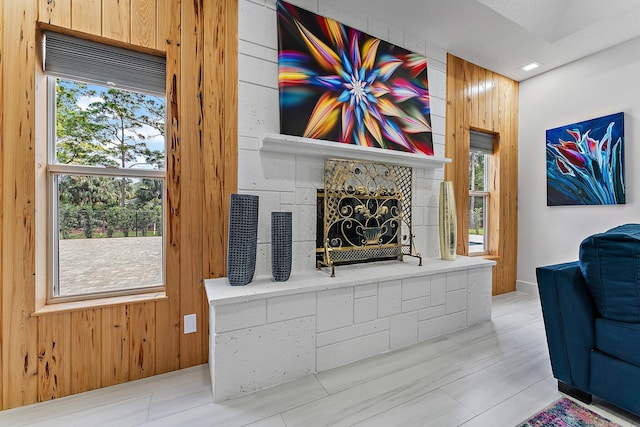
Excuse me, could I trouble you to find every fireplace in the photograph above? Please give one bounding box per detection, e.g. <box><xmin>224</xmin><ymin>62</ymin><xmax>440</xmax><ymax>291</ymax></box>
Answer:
<box><xmin>316</xmin><ymin>158</ymin><xmax>422</xmax><ymax>276</ymax></box>
<box><xmin>206</xmin><ymin>135</ymin><xmax>496</xmax><ymax>402</ymax></box>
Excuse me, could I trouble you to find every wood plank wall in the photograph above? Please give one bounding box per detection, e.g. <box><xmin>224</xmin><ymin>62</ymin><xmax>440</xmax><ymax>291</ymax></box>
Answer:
<box><xmin>2</xmin><ymin>1</ymin><xmax>40</xmax><ymax>408</ymax></box>
<box><xmin>0</xmin><ymin>0</ymin><xmax>5</xmax><ymax>410</ymax></box>
<box><xmin>0</xmin><ymin>0</ymin><xmax>238</xmax><ymax>410</ymax></box>
<box><xmin>445</xmin><ymin>54</ymin><xmax>519</xmax><ymax>295</ymax></box>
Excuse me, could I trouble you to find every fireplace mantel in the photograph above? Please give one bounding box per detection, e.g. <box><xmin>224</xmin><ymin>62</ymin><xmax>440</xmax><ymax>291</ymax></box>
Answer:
<box><xmin>260</xmin><ymin>133</ymin><xmax>451</xmax><ymax>169</ymax></box>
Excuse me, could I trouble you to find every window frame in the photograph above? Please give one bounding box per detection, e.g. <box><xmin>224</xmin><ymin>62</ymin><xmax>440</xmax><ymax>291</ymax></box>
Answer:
<box><xmin>468</xmin><ymin>150</ymin><xmax>490</xmax><ymax>255</ymax></box>
<box><xmin>46</xmin><ymin>76</ymin><xmax>167</xmax><ymax>303</ymax></box>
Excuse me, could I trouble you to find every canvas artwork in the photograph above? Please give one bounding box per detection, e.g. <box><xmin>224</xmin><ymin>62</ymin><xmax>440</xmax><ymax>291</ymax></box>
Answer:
<box><xmin>276</xmin><ymin>0</ymin><xmax>433</xmax><ymax>155</ymax></box>
<box><xmin>546</xmin><ymin>112</ymin><xmax>625</xmax><ymax>206</ymax></box>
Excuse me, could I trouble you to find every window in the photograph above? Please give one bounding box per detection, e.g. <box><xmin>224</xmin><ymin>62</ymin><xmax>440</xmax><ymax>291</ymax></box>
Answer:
<box><xmin>468</xmin><ymin>131</ymin><xmax>493</xmax><ymax>255</ymax></box>
<box><xmin>43</xmin><ymin>32</ymin><xmax>167</xmax><ymax>301</ymax></box>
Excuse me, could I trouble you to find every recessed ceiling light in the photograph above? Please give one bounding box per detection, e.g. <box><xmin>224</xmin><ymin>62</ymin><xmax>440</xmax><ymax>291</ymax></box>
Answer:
<box><xmin>520</xmin><ymin>62</ymin><xmax>541</xmax><ymax>71</ymax></box>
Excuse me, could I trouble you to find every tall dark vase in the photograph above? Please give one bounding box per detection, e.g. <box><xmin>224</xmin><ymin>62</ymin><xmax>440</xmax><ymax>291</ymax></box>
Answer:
<box><xmin>227</xmin><ymin>194</ymin><xmax>259</xmax><ymax>286</ymax></box>
<box><xmin>271</xmin><ymin>211</ymin><xmax>292</xmax><ymax>282</ymax></box>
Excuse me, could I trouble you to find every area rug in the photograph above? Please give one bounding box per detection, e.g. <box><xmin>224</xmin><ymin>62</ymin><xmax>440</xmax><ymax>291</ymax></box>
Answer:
<box><xmin>518</xmin><ymin>397</ymin><xmax>622</xmax><ymax>426</ymax></box>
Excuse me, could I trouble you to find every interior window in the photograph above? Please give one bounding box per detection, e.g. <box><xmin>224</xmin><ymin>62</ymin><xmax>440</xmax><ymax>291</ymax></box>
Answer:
<box><xmin>468</xmin><ymin>150</ymin><xmax>489</xmax><ymax>254</ymax></box>
<box><xmin>43</xmin><ymin>32</ymin><xmax>167</xmax><ymax>301</ymax></box>
<box><xmin>468</xmin><ymin>130</ymin><xmax>493</xmax><ymax>255</ymax></box>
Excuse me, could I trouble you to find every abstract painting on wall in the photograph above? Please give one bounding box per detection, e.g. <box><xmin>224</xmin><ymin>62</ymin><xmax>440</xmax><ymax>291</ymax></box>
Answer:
<box><xmin>546</xmin><ymin>112</ymin><xmax>625</xmax><ymax>206</ymax></box>
<box><xmin>276</xmin><ymin>0</ymin><xmax>433</xmax><ymax>155</ymax></box>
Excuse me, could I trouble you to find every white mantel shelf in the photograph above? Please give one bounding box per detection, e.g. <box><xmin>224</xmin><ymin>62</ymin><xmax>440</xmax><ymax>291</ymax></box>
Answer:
<box><xmin>260</xmin><ymin>133</ymin><xmax>451</xmax><ymax>169</ymax></box>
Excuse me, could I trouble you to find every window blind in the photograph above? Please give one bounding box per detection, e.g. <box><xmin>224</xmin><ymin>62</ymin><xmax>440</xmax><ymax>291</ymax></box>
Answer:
<box><xmin>43</xmin><ymin>31</ymin><xmax>166</xmax><ymax>95</ymax></box>
<box><xmin>470</xmin><ymin>130</ymin><xmax>494</xmax><ymax>154</ymax></box>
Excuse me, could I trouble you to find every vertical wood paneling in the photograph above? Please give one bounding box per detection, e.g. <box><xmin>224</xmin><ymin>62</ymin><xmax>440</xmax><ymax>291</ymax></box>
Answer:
<box><xmin>2</xmin><ymin>0</ymin><xmax>39</xmax><ymax>410</ymax></box>
<box><xmin>448</xmin><ymin>57</ymin><xmax>470</xmax><ymax>256</ymax></box>
<box><xmin>490</xmin><ymin>76</ymin><xmax>505</xmax><ymax>294</ymax></box>
<box><xmin>155</xmin><ymin>0</ymin><xmax>181</xmax><ymax>375</ymax></box>
<box><xmin>71</xmin><ymin>0</ymin><xmax>101</xmax><ymax>35</ymax></box>
<box><xmin>446</xmin><ymin>55</ymin><xmax>466</xmax><ymax>257</ymax></box>
<box><xmin>131</xmin><ymin>0</ymin><xmax>157</xmax><ymax>48</ymax></box>
<box><xmin>101</xmin><ymin>305</ymin><xmax>130</xmax><ymax>386</ymax></box>
<box><xmin>496</xmin><ymin>79</ymin><xmax>509</xmax><ymax>299</ymax></box>
<box><xmin>477</xmin><ymin>67</ymin><xmax>487</xmax><ymax>129</ymax></box>
<box><xmin>202</xmin><ymin>1</ymin><xmax>224</xmax><ymax>361</ymax></box>
<box><xmin>179</xmin><ymin>0</ymin><xmax>204</xmax><ymax>368</ymax></box>
<box><xmin>38</xmin><ymin>313</ymin><xmax>71</xmax><ymax>401</ymax></box>
<box><xmin>223</xmin><ymin>0</ymin><xmax>238</xmax><ymax>269</ymax></box>
<box><xmin>487</xmin><ymin>71</ymin><xmax>496</xmax><ymax>131</ymax></box>
<box><xmin>70</xmin><ymin>309</ymin><xmax>101</xmax><ymax>394</ymax></box>
<box><xmin>0</xmin><ymin>0</ymin><xmax>4</xmax><ymax>409</ymax></box>
<box><xmin>2</xmin><ymin>0</ymin><xmax>238</xmax><ymax>410</ymax></box>
<box><xmin>469</xmin><ymin>63</ymin><xmax>479</xmax><ymax>128</ymax></box>
<box><xmin>102</xmin><ymin>0</ymin><xmax>131</xmax><ymax>42</ymax></box>
<box><xmin>445</xmin><ymin>54</ymin><xmax>519</xmax><ymax>295</ymax></box>
<box><xmin>447</xmin><ymin>55</ymin><xmax>460</xmax><ymax>159</ymax></box>
<box><xmin>201</xmin><ymin>0</ymin><xmax>238</xmax><ymax>362</ymax></box>
<box><xmin>129</xmin><ymin>303</ymin><xmax>155</xmax><ymax>380</ymax></box>
<box><xmin>156</xmin><ymin>0</ymin><xmax>173</xmax><ymax>49</ymax></box>
<box><xmin>203</xmin><ymin>0</ymin><xmax>225</xmax><ymax>284</ymax></box>
<box><xmin>502</xmin><ymin>80</ymin><xmax>519</xmax><ymax>294</ymax></box>
<box><xmin>39</xmin><ymin>0</ymin><xmax>71</xmax><ymax>27</ymax></box>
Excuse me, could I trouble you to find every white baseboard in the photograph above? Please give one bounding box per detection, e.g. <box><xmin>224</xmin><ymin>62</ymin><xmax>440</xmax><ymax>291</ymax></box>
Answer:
<box><xmin>516</xmin><ymin>280</ymin><xmax>538</xmax><ymax>295</ymax></box>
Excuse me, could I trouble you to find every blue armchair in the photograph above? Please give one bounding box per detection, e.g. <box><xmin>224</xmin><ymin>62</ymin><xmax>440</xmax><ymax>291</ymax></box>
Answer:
<box><xmin>537</xmin><ymin>224</ymin><xmax>640</xmax><ymax>416</ymax></box>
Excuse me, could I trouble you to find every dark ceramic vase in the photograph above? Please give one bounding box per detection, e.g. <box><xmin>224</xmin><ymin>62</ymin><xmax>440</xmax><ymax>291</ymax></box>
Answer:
<box><xmin>227</xmin><ymin>194</ymin><xmax>259</xmax><ymax>286</ymax></box>
<box><xmin>271</xmin><ymin>211</ymin><xmax>292</xmax><ymax>282</ymax></box>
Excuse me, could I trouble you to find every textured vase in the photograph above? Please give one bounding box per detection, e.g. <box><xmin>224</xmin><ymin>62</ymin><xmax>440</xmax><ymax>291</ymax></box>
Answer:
<box><xmin>439</xmin><ymin>181</ymin><xmax>457</xmax><ymax>260</ymax></box>
<box><xmin>271</xmin><ymin>212</ymin><xmax>292</xmax><ymax>282</ymax></box>
<box><xmin>227</xmin><ymin>194</ymin><xmax>259</xmax><ymax>286</ymax></box>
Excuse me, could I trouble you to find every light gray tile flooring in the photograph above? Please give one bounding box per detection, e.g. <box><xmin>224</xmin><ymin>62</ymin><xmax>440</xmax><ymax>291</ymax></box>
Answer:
<box><xmin>2</xmin><ymin>292</ymin><xmax>640</xmax><ymax>426</ymax></box>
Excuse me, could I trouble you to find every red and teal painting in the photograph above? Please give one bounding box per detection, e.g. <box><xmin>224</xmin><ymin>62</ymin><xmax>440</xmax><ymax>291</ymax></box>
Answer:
<box><xmin>546</xmin><ymin>112</ymin><xmax>625</xmax><ymax>206</ymax></box>
<box><xmin>277</xmin><ymin>0</ymin><xmax>433</xmax><ymax>155</ymax></box>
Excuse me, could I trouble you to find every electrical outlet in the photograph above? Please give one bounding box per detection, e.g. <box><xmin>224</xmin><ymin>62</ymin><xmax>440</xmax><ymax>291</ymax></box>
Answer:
<box><xmin>184</xmin><ymin>314</ymin><xmax>197</xmax><ymax>334</ymax></box>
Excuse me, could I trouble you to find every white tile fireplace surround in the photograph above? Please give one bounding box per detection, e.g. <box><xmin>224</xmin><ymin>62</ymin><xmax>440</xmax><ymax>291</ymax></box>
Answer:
<box><xmin>224</xmin><ymin>0</ymin><xmax>481</xmax><ymax>404</ymax></box>
<box><xmin>206</xmin><ymin>134</ymin><xmax>495</xmax><ymax>402</ymax></box>
<box><xmin>238</xmin><ymin>0</ymin><xmax>450</xmax><ymax>280</ymax></box>
<box><xmin>244</xmin><ymin>133</ymin><xmax>450</xmax><ymax>279</ymax></box>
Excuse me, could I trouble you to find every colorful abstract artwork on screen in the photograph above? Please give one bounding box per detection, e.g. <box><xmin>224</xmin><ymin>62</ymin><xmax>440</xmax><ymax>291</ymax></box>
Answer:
<box><xmin>276</xmin><ymin>0</ymin><xmax>433</xmax><ymax>155</ymax></box>
<box><xmin>546</xmin><ymin>112</ymin><xmax>625</xmax><ymax>206</ymax></box>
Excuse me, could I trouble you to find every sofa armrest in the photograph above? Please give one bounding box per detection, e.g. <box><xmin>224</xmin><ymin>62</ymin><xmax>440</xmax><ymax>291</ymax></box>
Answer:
<box><xmin>536</xmin><ymin>261</ymin><xmax>597</xmax><ymax>392</ymax></box>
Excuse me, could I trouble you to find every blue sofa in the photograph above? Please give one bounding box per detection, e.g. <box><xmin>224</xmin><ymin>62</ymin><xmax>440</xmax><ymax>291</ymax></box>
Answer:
<box><xmin>537</xmin><ymin>224</ymin><xmax>640</xmax><ymax>416</ymax></box>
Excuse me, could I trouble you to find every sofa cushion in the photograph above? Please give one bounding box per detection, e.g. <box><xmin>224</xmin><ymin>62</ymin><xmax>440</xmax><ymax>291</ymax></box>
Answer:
<box><xmin>590</xmin><ymin>350</ymin><xmax>640</xmax><ymax>416</ymax></box>
<box><xmin>595</xmin><ymin>317</ymin><xmax>640</xmax><ymax>367</ymax></box>
<box><xmin>579</xmin><ymin>224</ymin><xmax>640</xmax><ymax>322</ymax></box>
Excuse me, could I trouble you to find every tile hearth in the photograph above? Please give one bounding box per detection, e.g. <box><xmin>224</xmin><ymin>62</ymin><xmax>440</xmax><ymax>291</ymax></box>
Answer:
<box><xmin>205</xmin><ymin>256</ymin><xmax>494</xmax><ymax>401</ymax></box>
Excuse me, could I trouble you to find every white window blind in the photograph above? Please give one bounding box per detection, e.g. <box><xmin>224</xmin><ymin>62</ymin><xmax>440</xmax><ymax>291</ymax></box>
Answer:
<box><xmin>43</xmin><ymin>31</ymin><xmax>166</xmax><ymax>95</ymax></box>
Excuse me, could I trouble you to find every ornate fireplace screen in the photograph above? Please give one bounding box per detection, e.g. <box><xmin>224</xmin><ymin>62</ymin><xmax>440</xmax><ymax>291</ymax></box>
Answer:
<box><xmin>316</xmin><ymin>158</ymin><xmax>422</xmax><ymax>277</ymax></box>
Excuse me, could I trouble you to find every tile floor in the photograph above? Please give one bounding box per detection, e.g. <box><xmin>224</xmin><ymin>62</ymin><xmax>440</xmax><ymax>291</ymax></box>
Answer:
<box><xmin>1</xmin><ymin>292</ymin><xmax>639</xmax><ymax>426</ymax></box>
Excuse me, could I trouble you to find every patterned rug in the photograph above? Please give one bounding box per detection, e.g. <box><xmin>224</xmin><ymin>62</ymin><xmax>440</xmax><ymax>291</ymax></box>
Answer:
<box><xmin>519</xmin><ymin>398</ymin><xmax>622</xmax><ymax>426</ymax></box>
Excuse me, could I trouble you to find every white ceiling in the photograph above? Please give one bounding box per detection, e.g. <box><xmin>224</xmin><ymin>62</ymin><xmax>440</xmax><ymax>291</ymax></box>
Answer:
<box><xmin>345</xmin><ymin>0</ymin><xmax>640</xmax><ymax>81</ymax></box>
